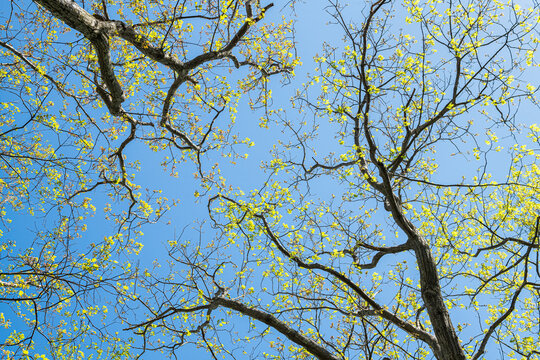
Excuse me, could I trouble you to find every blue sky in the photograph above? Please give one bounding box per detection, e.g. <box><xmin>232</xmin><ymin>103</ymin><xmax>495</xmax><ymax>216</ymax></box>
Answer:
<box><xmin>1</xmin><ymin>0</ymin><xmax>539</xmax><ymax>359</ymax></box>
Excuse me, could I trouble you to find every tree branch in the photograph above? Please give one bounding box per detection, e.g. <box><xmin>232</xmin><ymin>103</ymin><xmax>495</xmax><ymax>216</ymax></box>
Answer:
<box><xmin>213</xmin><ymin>296</ymin><xmax>341</xmax><ymax>360</ymax></box>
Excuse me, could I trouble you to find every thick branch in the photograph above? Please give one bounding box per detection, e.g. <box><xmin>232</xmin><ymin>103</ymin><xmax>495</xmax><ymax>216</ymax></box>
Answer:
<box><xmin>252</xmin><ymin>213</ymin><xmax>439</xmax><ymax>350</ymax></box>
<box><xmin>34</xmin><ymin>0</ymin><xmax>125</xmax><ymax>114</ymax></box>
<box><xmin>213</xmin><ymin>296</ymin><xmax>340</xmax><ymax>360</ymax></box>
<box><xmin>373</xmin><ymin>153</ymin><xmax>466</xmax><ymax>360</ymax></box>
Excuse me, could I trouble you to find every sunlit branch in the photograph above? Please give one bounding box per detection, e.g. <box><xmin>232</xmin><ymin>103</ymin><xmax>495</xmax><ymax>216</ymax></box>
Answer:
<box><xmin>212</xmin><ymin>295</ymin><xmax>341</xmax><ymax>360</ymax></box>
<box><xmin>252</xmin><ymin>212</ymin><xmax>439</xmax><ymax>350</ymax></box>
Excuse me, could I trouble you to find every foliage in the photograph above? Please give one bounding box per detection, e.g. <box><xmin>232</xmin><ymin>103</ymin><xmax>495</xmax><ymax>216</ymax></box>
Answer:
<box><xmin>0</xmin><ymin>0</ymin><xmax>539</xmax><ymax>359</ymax></box>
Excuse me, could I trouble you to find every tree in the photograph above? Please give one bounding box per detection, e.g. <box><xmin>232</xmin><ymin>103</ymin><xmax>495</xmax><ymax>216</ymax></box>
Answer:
<box><xmin>1</xmin><ymin>0</ymin><xmax>539</xmax><ymax>359</ymax></box>
<box><xmin>1</xmin><ymin>0</ymin><xmax>295</xmax><ymax>357</ymax></box>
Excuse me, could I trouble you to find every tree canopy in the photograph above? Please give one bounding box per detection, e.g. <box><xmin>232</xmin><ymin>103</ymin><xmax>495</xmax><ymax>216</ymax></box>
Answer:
<box><xmin>1</xmin><ymin>0</ymin><xmax>539</xmax><ymax>359</ymax></box>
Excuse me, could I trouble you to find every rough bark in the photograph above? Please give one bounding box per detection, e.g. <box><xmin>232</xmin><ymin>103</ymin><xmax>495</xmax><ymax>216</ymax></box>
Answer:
<box><xmin>34</xmin><ymin>0</ymin><xmax>127</xmax><ymax>115</ymax></box>
<box><xmin>378</xmin><ymin>169</ymin><xmax>467</xmax><ymax>360</ymax></box>
<box><xmin>33</xmin><ymin>0</ymin><xmax>271</xmax><ymax>116</ymax></box>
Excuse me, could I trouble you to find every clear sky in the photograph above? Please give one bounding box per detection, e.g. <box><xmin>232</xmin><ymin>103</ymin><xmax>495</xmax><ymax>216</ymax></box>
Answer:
<box><xmin>1</xmin><ymin>0</ymin><xmax>539</xmax><ymax>359</ymax></box>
